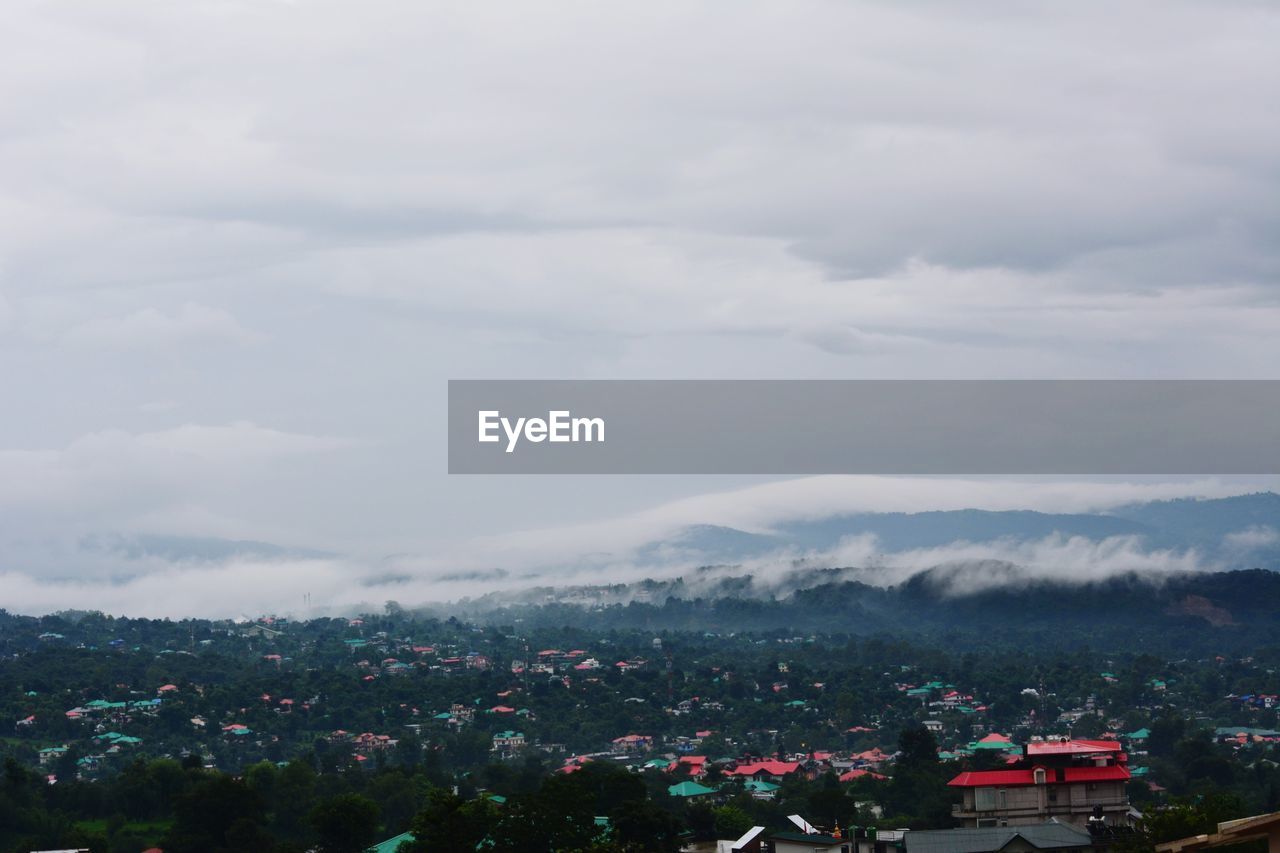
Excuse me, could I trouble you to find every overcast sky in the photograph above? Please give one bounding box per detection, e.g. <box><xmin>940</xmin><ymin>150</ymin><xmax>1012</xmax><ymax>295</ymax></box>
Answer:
<box><xmin>2</xmin><ymin>1</ymin><xmax>1279</xmax><ymax>615</ymax></box>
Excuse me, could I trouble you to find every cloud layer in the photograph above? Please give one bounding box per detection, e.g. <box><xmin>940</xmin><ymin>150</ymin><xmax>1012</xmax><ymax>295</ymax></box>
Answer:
<box><xmin>1</xmin><ymin>2</ymin><xmax>1278</xmax><ymax>613</ymax></box>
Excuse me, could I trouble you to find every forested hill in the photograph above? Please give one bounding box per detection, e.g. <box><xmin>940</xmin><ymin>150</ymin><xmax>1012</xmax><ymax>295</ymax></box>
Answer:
<box><xmin>457</xmin><ymin>568</ymin><xmax>1280</xmax><ymax>654</ymax></box>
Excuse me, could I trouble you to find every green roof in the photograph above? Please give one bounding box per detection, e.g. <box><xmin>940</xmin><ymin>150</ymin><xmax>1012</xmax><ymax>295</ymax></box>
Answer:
<box><xmin>668</xmin><ymin>780</ymin><xmax>716</xmax><ymax>797</ymax></box>
<box><xmin>1215</xmin><ymin>726</ymin><xmax>1280</xmax><ymax>738</ymax></box>
<box><xmin>367</xmin><ymin>831</ymin><xmax>414</xmax><ymax>853</ymax></box>
<box><xmin>743</xmin><ymin>779</ymin><xmax>779</xmax><ymax>792</ymax></box>
<box><xmin>1125</xmin><ymin>727</ymin><xmax>1150</xmax><ymax>740</ymax></box>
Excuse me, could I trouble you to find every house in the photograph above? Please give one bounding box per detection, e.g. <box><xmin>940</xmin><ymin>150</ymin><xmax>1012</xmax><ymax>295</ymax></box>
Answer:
<box><xmin>668</xmin><ymin>780</ymin><xmax>717</xmax><ymax>798</ymax></box>
<box><xmin>717</xmin><ymin>826</ymin><xmax>767</xmax><ymax>853</ymax></box>
<box><xmin>492</xmin><ymin>731</ymin><xmax>526</xmax><ymax>753</ymax></box>
<box><xmin>949</xmin><ymin>738</ymin><xmax>1131</xmax><ymax>828</ymax></box>
<box><xmin>768</xmin><ymin>831</ymin><xmax>851</xmax><ymax>852</ymax></box>
<box><xmin>37</xmin><ymin>746</ymin><xmax>68</xmax><ymax>765</ymax></box>
<box><xmin>903</xmin><ymin>822</ymin><xmax>1097</xmax><ymax>853</ymax></box>
<box><xmin>728</xmin><ymin>760</ymin><xmax>802</xmax><ymax>780</ymax></box>
<box><xmin>671</xmin><ymin>755</ymin><xmax>708</xmax><ymax>777</ymax></box>
<box><xmin>744</xmin><ymin>779</ymin><xmax>780</xmax><ymax>799</ymax></box>
<box><xmin>368</xmin><ymin>830</ymin><xmax>415</xmax><ymax>852</ymax></box>
<box><xmin>611</xmin><ymin>734</ymin><xmax>654</xmax><ymax>753</ymax></box>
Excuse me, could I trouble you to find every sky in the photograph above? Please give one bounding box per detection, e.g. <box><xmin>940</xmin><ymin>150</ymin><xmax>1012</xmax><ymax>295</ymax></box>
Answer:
<box><xmin>1</xmin><ymin>1</ymin><xmax>1279</xmax><ymax>616</ymax></box>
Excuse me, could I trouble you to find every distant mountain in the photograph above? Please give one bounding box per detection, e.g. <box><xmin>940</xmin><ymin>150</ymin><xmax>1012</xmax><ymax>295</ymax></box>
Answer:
<box><xmin>79</xmin><ymin>533</ymin><xmax>334</xmax><ymax>563</ymax></box>
<box><xmin>636</xmin><ymin>492</ymin><xmax>1280</xmax><ymax>567</ymax></box>
<box><xmin>776</xmin><ymin>509</ymin><xmax>1156</xmax><ymax>551</ymax></box>
<box><xmin>1109</xmin><ymin>492</ymin><xmax>1280</xmax><ymax>551</ymax></box>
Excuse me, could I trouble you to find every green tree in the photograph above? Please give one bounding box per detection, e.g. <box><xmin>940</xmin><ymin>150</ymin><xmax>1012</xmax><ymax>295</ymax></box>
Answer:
<box><xmin>308</xmin><ymin>793</ymin><xmax>381</xmax><ymax>853</ymax></box>
<box><xmin>405</xmin><ymin>788</ymin><xmax>497</xmax><ymax>852</ymax></box>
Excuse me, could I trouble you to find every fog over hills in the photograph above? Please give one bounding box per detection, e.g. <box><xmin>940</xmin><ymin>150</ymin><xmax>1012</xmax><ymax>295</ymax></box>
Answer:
<box><xmin>428</xmin><ymin>494</ymin><xmax>1280</xmax><ymax>652</ymax></box>
<box><xmin>628</xmin><ymin>492</ymin><xmax>1280</xmax><ymax>582</ymax></box>
<box><xmin>428</xmin><ymin>493</ymin><xmax>1280</xmax><ymax>622</ymax></box>
<box><xmin>2</xmin><ymin>491</ymin><xmax>1276</xmax><ymax>619</ymax></box>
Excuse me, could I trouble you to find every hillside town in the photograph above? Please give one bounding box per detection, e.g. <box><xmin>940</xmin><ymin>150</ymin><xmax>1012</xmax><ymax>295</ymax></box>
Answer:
<box><xmin>3</xmin><ymin>603</ymin><xmax>1279</xmax><ymax>851</ymax></box>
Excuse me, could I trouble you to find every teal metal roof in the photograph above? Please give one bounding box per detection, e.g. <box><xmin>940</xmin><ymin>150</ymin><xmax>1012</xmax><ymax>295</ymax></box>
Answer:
<box><xmin>367</xmin><ymin>831</ymin><xmax>414</xmax><ymax>853</ymax></box>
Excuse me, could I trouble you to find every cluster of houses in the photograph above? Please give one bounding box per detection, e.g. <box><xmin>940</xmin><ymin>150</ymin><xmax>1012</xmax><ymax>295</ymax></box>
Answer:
<box><xmin>527</xmin><ymin>734</ymin><xmax>902</xmax><ymax>802</ymax></box>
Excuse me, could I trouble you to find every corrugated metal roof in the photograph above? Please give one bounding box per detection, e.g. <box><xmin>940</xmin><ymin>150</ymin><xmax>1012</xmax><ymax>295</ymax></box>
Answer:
<box><xmin>906</xmin><ymin>822</ymin><xmax>1092</xmax><ymax>853</ymax></box>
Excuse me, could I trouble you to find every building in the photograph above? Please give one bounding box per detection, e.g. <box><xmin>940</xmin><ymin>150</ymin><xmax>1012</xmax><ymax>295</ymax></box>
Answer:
<box><xmin>948</xmin><ymin>738</ymin><xmax>1131</xmax><ymax>828</ymax></box>
<box><xmin>728</xmin><ymin>760</ymin><xmax>803</xmax><ymax>780</ymax></box>
<box><xmin>1156</xmin><ymin>810</ymin><xmax>1280</xmax><ymax>853</ymax></box>
<box><xmin>904</xmin><ymin>822</ymin><xmax>1097</xmax><ymax>853</ymax></box>
<box><xmin>718</xmin><ymin>826</ymin><xmax>767</xmax><ymax>853</ymax></box>
<box><xmin>768</xmin><ymin>831</ymin><xmax>852</xmax><ymax>853</ymax></box>
<box><xmin>491</xmin><ymin>730</ymin><xmax>526</xmax><ymax>753</ymax></box>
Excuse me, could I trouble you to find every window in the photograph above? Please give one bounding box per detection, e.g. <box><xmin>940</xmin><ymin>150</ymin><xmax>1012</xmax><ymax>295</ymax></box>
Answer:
<box><xmin>975</xmin><ymin>788</ymin><xmax>996</xmax><ymax>810</ymax></box>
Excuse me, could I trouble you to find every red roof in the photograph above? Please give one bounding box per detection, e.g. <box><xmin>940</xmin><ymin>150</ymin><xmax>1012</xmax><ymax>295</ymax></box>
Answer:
<box><xmin>949</xmin><ymin>765</ymin><xmax>1130</xmax><ymax>787</ymax></box>
<box><xmin>728</xmin><ymin>760</ymin><xmax>801</xmax><ymax>777</ymax></box>
<box><xmin>1025</xmin><ymin>738</ymin><xmax>1122</xmax><ymax>756</ymax></box>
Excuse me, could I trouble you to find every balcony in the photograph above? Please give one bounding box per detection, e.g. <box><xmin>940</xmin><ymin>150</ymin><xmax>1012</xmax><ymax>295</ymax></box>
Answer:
<box><xmin>953</xmin><ymin>796</ymin><xmax>1130</xmax><ymax>820</ymax></box>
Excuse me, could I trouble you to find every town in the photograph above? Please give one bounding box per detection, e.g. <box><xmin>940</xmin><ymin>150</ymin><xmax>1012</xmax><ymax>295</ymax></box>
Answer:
<box><xmin>2</xmin><ymin>599</ymin><xmax>1278</xmax><ymax>853</ymax></box>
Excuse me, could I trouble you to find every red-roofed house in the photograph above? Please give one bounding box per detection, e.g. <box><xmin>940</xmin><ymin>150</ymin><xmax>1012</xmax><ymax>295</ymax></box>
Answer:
<box><xmin>611</xmin><ymin>734</ymin><xmax>654</xmax><ymax>753</ymax></box>
<box><xmin>1024</xmin><ymin>738</ymin><xmax>1123</xmax><ymax>758</ymax></box>
<box><xmin>728</xmin><ymin>760</ymin><xmax>801</xmax><ymax>780</ymax></box>
<box><xmin>950</xmin><ymin>736</ymin><xmax>1132</xmax><ymax>828</ymax></box>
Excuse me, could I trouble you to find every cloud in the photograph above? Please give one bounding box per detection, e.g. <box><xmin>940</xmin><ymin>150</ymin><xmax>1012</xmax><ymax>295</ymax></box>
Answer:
<box><xmin>62</xmin><ymin>302</ymin><xmax>256</xmax><ymax>349</ymax></box>
<box><xmin>0</xmin><ymin>2</ymin><xmax>1278</xmax><ymax>615</ymax></box>
<box><xmin>442</xmin><ymin>475</ymin><xmax>1263</xmax><ymax>572</ymax></box>
<box><xmin>0</xmin><ymin>423</ymin><xmax>356</xmax><ymax>572</ymax></box>
<box><xmin>0</xmin><ymin>529</ymin><xmax>1214</xmax><ymax>619</ymax></box>
<box><xmin>807</xmin><ymin>532</ymin><xmax>1206</xmax><ymax>595</ymax></box>
<box><xmin>1223</xmin><ymin>525</ymin><xmax>1280</xmax><ymax>552</ymax></box>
